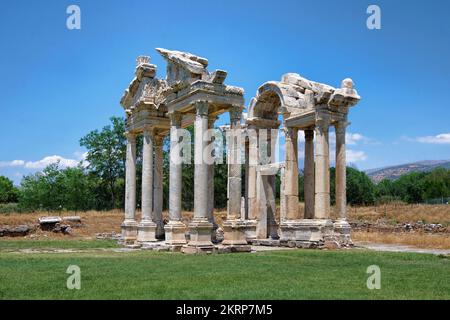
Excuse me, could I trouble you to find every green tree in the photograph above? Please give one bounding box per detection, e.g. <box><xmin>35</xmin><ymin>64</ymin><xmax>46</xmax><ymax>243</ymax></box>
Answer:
<box><xmin>391</xmin><ymin>172</ymin><xmax>425</xmax><ymax>203</ymax></box>
<box><xmin>422</xmin><ymin>168</ymin><xmax>450</xmax><ymax>201</ymax></box>
<box><xmin>0</xmin><ymin>176</ymin><xmax>18</xmax><ymax>203</ymax></box>
<box><xmin>80</xmin><ymin>116</ymin><xmax>142</xmax><ymax>209</ymax></box>
<box><xmin>344</xmin><ymin>167</ymin><xmax>375</xmax><ymax>205</ymax></box>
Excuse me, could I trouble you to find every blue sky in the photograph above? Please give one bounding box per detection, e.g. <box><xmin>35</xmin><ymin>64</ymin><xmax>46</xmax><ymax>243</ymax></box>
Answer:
<box><xmin>0</xmin><ymin>0</ymin><xmax>449</xmax><ymax>184</ymax></box>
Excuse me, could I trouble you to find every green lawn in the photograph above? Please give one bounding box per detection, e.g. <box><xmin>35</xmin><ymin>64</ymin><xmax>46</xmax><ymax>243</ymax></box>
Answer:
<box><xmin>0</xmin><ymin>240</ymin><xmax>449</xmax><ymax>299</ymax></box>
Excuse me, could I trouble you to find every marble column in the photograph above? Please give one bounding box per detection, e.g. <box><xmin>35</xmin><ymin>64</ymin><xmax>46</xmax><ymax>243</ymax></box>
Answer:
<box><xmin>207</xmin><ymin>117</ymin><xmax>217</xmax><ymax>231</ymax></box>
<box><xmin>121</xmin><ymin>132</ymin><xmax>138</xmax><ymax>242</ymax></box>
<box><xmin>222</xmin><ymin>105</ymin><xmax>249</xmax><ymax>248</ymax></box>
<box><xmin>247</xmin><ymin>126</ymin><xmax>258</xmax><ymax>221</ymax></box>
<box><xmin>304</xmin><ymin>129</ymin><xmax>315</xmax><ymax>219</ymax></box>
<box><xmin>314</xmin><ymin>116</ymin><xmax>331</xmax><ymax>219</ymax></box>
<box><xmin>335</xmin><ymin>121</ymin><xmax>348</xmax><ymax>220</ymax></box>
<box><xmin>165</xmin><ymin>112</ymin><xmax>187</xmax><ymax>245</ymax></box>
<box><xmin>227</xmin><ymin>106</ymin><xmax>242</xmax><ymax>221</ymax></box>
<box><xmin>244</xmin><ymin>137</ymin><xmax>249</xmax><ymax>220</ymax></box>
<box><xmin>284</xmin><ymin>127</ymin><xmax>299</xmax><ymax>220</ymax></box>
<box><xmin>334</xmin><ymin>119</ymin><xmax>352</xmax><ymax>243</ymax></box>
<box><xmin>153</xmin><ymin>134</ymin><xmax>165</xmax><ymax>239</ymax></box>
<box><xmin>186</xmin><ymin>101</ymin><xmax>214</xmax><ymax>250</ymax></box>
<box><xmin>137</xmin><ymin>127</ymin><xmax>157</xmax><ymax>242</ymax></box>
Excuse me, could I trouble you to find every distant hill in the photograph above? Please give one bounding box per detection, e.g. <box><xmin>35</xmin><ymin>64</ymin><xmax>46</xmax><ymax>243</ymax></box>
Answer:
<box><xmin>366</xmin><ymin>160</ymin><xmax>450</xmax><ymax>183</ymax></box>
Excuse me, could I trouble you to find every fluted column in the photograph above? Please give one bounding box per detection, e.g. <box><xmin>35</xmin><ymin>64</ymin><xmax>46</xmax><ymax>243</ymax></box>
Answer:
<box><xmin>141</xmin><ymin>127</ymin><xmax>154</xmax><ymax>222</ymax></box>
<box><xmin>193</xmin><ymin>101</ymin><xmax>210</xmax><ymax>221</ymax></box>
<box><xmin>137</xmin><ymin>127</ymin><xmax>157</xmax><ymax>242</ymax></box>
<box><xmin>227</xmin><ymin>105</ymin><xmax>242</xmax><ymax>220</ymax></box>
<box><xmin>247</xmin><ymin>126</ymin><xmax>258</xmax><ymax>220</ymax></box>
<box><xmin>185</xmin><ymin>101</ymin><xmax>214</xmax><ymax>251</ymax></box>
<box><xmin>165</xmin><ymin>112</ymin><xmax>186</xmax><ymax>245</ymax></box>
<box><xmin>304</xmin><ymin>129</ymin><xmax>315</xmax><ymax>219</ymax></box>
<box><xmin>122</xmin><ymin>132</ymin><xmax>138</xmax><ymax>242</ymax></box>
<box><xmin>314</xmin><ymin>116</ymin><xmax>331</xmax><ymax>219</ymax></box>
<box><xmin>222</xmin><ymin>105</ymin><xmax>249</xmax><ymax>248</ymax></box>
<box><xmin>284</xmin><ymin>126</ymin><xmax>299</xmax><ymax>220</ymax></box>
<box><xmin>335</xmin><ymin>120</ymin><xmax>349</xmax><ymax>220</ymax></box>
<box><xmin>153</xmin><ymin>134</ymin><xmax>164</xmax><ymax>238</ymax></box>
<box><xmin>333</xmin><ymin>119</ymin><xmax>352</xmax><ymax>244</ymax></box>
<box><xmin>207</xmin><ymin>117</ymin><xmax>217</xmax><ymax>229</ymax></box>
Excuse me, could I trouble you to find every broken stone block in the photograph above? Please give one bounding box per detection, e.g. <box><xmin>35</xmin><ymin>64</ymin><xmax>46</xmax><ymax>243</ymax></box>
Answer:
<box><xmin>39</xmin><ymin>216</ymin><xmax>62</xmax><ymax>231</ymax></box>
<box><xmin>0</xmin><ymin>225</ymin><xmax>31</xmax><ymax>237</ymax></box>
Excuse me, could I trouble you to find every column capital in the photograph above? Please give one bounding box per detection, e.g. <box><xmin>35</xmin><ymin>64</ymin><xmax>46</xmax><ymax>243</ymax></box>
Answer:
<box><xmin>125</xmin><ymin>132</ymin><xmax>137</xmax><ymax>143</ymax></box>
<box><xmin>208</xmin><ymin>116</ymin><xmax>218</xmax><ymax>128</ymax></box>
<box><xmin>194</xmin><ymin>100</ymin><xmax>209</xmax><ymax>116</ymax></box>
<box><xmin>229</xmin><ymin>105</ymin><xmax>243</xmax><ymax>122</ymax></box>
<box><xmin>154</xmin><ymin>134</ymin><xmax>164</xmax><ymax>147</ymax></box>
<box><xmin>169</xmin><ymin>112</ymin><xmax>183</xmax><ymax>126</ymax></box>
<box><xmin>304</xmin><ymin>129</ymin><xmax>314</xmax><ymax>140</ymax></box>
<box><xmin>315</xmin><ymin>113</ymin><xmax>331</xmax><ymax>131</ymax></box>
<box><xmin>334</xmin><ymin>120</ymin><xmax>350</xmax><ymax>134</ymax></box>
<box><xmin>283</xmin><ymin>126</ymin><xmax>298</xmax><ymax>140</ymax></box>
<box><xmin>142</xmin><ymin>126</ymin><xmax>155</xmax><ymax>137</ymax></box>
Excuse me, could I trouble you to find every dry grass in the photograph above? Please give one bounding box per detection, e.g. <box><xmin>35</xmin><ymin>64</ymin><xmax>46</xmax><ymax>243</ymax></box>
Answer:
<box><xmin>0</xmin><ymin>209</ymin><xmax>229</xmax><ymax>240</ymax></box>
<box><xmin>342</xmin><ymin>203</ymin><xmax>450</xmax><ymax>225</ymax></box>
<box><xmin>352</xmin><ymin>231</ymin><xmax>450</xmax><ymax>249</ymax></box>
<box><xmin>1</xmin><ymin>203</ymin><xmax>449</xmax><ymax>248</ymax></box>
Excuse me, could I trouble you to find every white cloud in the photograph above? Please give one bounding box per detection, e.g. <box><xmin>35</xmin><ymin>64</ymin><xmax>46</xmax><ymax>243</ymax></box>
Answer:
<box><xmin>24</xmin><ymin>155</ymin><xmax>80</xmax><ymax>169</ymax></box>
<box><xmin>346</xmin><ymin>150</ymin><xmax>368</xmax><ymax>162</ymax></box>
<box><xmin>416</xmin><ymin>133</ymin><xmax>450</xmax><ymax>145</ymax></box>
<box><xmin>0</xmin><ymin>153</ymin><xmax>86</xmax><ymax>170</ymax></box>
<box><xmin>0</xmin><ymin>160</ymin><xmax>25</xmax><ymax>167</ymax></box>
<box><xmin>329</xmin><ymin>132</ymin><xmax>375</xmax><ymax>146</ymax></box>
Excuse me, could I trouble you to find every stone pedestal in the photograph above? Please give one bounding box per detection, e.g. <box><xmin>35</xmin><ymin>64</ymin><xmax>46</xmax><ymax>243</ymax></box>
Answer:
<box><xmin>137</xmin><ymin>220</ymin><xmax>158</xmax><ymax>243</ymax></box>
<box><xmin>279</xmin><ymin>219</ymin><xmax>333</xmax><ymax>244</ymax></box>
<box><xmin>333</xmin><ymin>219</ymin><xmax>352</xmax><ymax>246</ymax></box>
<box><xmin>222</xmin><ymin>220</ymin><xmax>248</xmax><ymax>245</ymax></box>
<box><xmin>243</xmin><ymin>219</ymin><xmax>258</xmax><ymax>242</ymax></box>
<box><xmin>164</xmin><ymin>221</ymin><xmax>187</xmax><ymax>246</ymax></box>
<box><xmin>121</xmin><ymin>219</ymin><xmax>138</xmax><ymax>243</ymax></box>
<box><xmin>185</xmin><ymin>218</ymin><xmax>214</xmax><ymax>250</ymax></box>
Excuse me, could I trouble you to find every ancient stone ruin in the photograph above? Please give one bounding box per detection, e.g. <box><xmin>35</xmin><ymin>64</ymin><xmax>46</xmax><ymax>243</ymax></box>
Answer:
<box><xmin>119</xmin><ymin>48</ymin><xmax>360</xmax><ymax>253</ymax></box>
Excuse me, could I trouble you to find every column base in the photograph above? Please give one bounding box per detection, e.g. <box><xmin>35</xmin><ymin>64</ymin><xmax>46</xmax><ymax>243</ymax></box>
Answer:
<box><xmin>121</xmin><ymin>219</ymin><xmax>138</xmax><ymax>244</ymax></box>
<box><xmin>186</xmin><ymin>218</ymin><xmax>214</xmax><ymax>248</ymax></box>
<box><xmin>333</xmin><ymin>219</ymin><xmax>353</xmax><ymax>246</ymax></box>
<box><xmin>155</xmin><ymin>220</ymin><xmax>165</xmax><ymax>240</ymax></box>
<box><xmin>243</xmin><ymin>219</ymin><xmax>257</xmax><ymax>243</ymax></box>
<box><xmin>137</xmin><ymin>220</ymin><xmax>158</xmax><ymax>243</ymax></box>
<box><xmin>164</xmin><ymin>221</ymin><xmax>187</xmax><ymax>245</ymax></box>
<box><xmin>279</xmin><ymin>219</ymin><xmax>334</xmax><ymax>243</ymax></box>
<box><xmin>222</xmin><ymin>219</ymin><xmax>248</xmax><ymax>245</ymax></box>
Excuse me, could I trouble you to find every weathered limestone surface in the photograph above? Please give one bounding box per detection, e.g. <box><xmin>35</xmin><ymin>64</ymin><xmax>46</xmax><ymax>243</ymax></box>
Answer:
<box><xmin>304</xmin><ymin>129</ymin><xmax>315</xmax><ymax>219</ymax></box>
<box><xmin>119</xmin><ymin>48</ymin><xmax>360</xmax><ymax>252</ymax></box>
<box><xmin>185</xmin><ymin>101</ymin><xmax>214</xmax><ymax>251</ymax></box>
<box><xmin>153</xmin><ymin>135</ymin><xmax>165</xmax><ymax>238</ymax></box>
<box><xmin>314</xmin><ymin>115</ymin><xmax>331</xmax><ymax>220</ymax></box>
<box><xmin>122</xmin><ymin>133</ymin><xmax>138</xmax><ymax>242</ymax></box>
<box><xmin>249</xmin><ymin>73</ymin><xmax>360</xmax><ymax>245</ymax></box>
<box><xmin>165</xmin><ymin>112</ymin><xmax>187</xmax><ymax>246</ymax></box>
<box><xmin>137</xmin><ymin>127</ymin><xmax>157</xmax><ymax>242</ymax></box>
